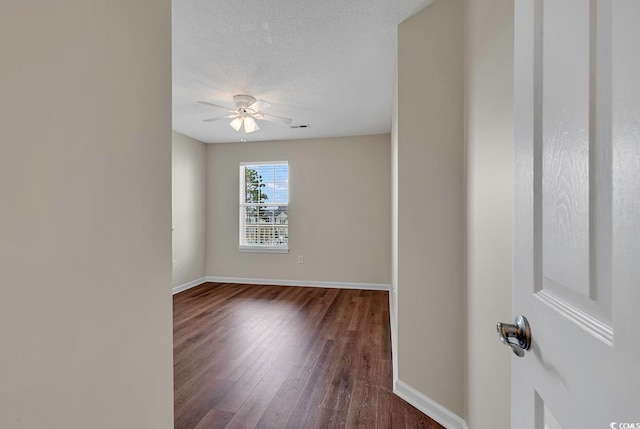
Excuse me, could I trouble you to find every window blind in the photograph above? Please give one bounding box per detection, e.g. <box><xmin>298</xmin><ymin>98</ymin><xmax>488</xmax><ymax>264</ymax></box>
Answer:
<box><xmin>239</xmin><ymin>162</ymin><xmax>289</xmax><ymax>250</ymax></box>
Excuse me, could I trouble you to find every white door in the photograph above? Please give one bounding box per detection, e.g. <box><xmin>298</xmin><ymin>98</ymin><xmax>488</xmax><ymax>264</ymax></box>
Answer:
<box><xmin>511</xmin><ymin>0</ymin><xmax>640</xmax><ymax>428</ymax></box>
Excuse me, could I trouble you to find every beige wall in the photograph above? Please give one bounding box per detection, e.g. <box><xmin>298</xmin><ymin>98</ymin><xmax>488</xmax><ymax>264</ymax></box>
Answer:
<box><xmin>206</xmin><ymin>135</ymin><xmax>391</xmax><ymax>285</ymax></box>
<box><xmin>0</xmin><ymin>2</ymin><xmax>173</xmax><ymax>428</ymax></box>
<box><xmin>465</xmin><ymin>1</ymin><xmax>514</xmax><ymax>428</ymax></box>
<box><xmin>397</xmin><ymin>0</ymin><xmax>466</xmax><ymax>417</ymax></box>
<box><xmin>172</xmin><ymin>131</ymin><xmax>207</xmax><ymax>287</ymax></box>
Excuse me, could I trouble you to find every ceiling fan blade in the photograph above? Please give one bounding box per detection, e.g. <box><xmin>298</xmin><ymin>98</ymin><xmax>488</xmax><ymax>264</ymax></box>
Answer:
<box><xmin>244</xmin><ymin>116</ymin><xmax>260</xmax><ymax>133</ymax></box>
<box><xmin>198</xmin><ymin>101</ymin><xmax>234</xmax><ymax>111</ymax></box>
<box><xmin>203</xmin><ymin>114</ymin><xmax>237</xmax><ymax>122</ymax></box>
<box><xmin>229</xmin><ymin>117</ymin><xmax>243</xmax><ymax>131</ymax></box>
<box><xmin>258</xmin><ymin>113</ymin><xmax>293</xmax><ymax>125</ymax></box>
<box><xmin>248</xmin><ymin>99</ymin><xmax>271</xmax><ymax>112</ymax></box>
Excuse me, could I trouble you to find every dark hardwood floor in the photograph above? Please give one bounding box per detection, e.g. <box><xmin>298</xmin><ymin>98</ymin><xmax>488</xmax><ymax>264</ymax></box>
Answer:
<box><xmin>173</xmin><ymin>282</ymin><xmax>443</xmax><ymax>429</ymax></box>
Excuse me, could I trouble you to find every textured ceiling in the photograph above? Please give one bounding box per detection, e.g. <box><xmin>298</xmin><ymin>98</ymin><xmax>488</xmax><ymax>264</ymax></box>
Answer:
<box><xmin>172</xmin><ymin>0</ymin><xmax>433</xmax><ymax>143</ymax></box>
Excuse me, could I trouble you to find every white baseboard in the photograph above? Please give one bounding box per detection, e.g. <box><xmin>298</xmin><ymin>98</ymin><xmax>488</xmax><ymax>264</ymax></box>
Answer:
<box><xmin>172</xmin><ymin>276</ymin><xmax>391</xmax><ymax>295</ymax></box>
<box><xmin>394</xmin><ymin>380</ymin><xmax>468</xmax><ymax>429</ymax></box>
<box><xmin>205</xmin><ymin>276</ymin><xmax>391</xmax><ymax>291</ymax></box>
<box><xmin>172</xmin><ymin>277</ymin><xmax>208</xmax><ymax>295</ymax></box>
<box><xmin>389</xmin><ymin>287</ymin><xmax>398</xmax><ymax>389</ymax></box>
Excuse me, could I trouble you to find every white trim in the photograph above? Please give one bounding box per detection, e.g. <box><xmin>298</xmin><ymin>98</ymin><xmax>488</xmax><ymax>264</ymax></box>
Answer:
<box><xmin>394</xmin><ymin>380</ymin><xmax>469</xmax><ymax>429</ymax></box>
<box><xmin>206</xmin><ymin>276</ymin><xmax>391</xmax><ymax>291</ymax></box>
<box><xmin>172</xmin><ymin>276</ymin><xmax>390</xmax><ymax>295</ymax></box>
<box><xmin>172</xmin><ymin>277</ymin><xmax>208</xmax><ymax>295</ymax></box>
<box><xmin>534</xmin><ymin>289</ymin><xmax>614</xmax><ymax>346</ymax></box>
<box><xmin>239</xmin><ymin>160</ymin><xmax>288</xmax><ymax>166</ymax></box>
<box><xmin>238</xmin><ymin>246</ymin><xmax>289</xmax><ymax>253</ymax></box>
<box><xmin>389</xmin><ymin>288</ymin><xmax>398</xmax><ymax>389</ymax></box>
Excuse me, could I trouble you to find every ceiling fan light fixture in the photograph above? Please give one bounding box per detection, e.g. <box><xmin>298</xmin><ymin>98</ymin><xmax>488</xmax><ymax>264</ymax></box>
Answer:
<box><xmin>229</xmin><ymin>117</ymin><xmax>243</xmax><ymax>131</ymax></box>
<box><xmin>243</xmin><ymin>116</ymin><xmax>259</xmax><ymax>133</ymax></box>
<box><xmin>200</xmin><ymin>95</ymin><xmax>292</xmax><ymax>138</ymax></box>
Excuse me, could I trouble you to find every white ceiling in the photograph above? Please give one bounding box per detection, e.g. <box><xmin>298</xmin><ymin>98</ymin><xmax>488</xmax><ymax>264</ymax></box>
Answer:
<box><xmin>172</xmin><ymin>0</ymin><xmax>432</xmax><ymax>144</ymax></box>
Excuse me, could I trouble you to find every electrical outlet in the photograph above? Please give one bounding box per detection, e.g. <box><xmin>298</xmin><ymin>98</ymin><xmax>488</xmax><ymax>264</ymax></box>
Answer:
<box><xmin>173</xmin><ymin>260</ymin><xmax>178</xmax><ymax>270</ymax></box>
<box><xmin>298</xmin><ymin>255</ymin><xmax>304</xmax><ymax>264</ymax></box>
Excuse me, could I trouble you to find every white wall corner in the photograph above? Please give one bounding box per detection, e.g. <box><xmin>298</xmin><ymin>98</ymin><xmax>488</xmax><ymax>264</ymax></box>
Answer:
<box><xmin>172</xmin><ymin>277</ymin><xmax>208</xmax><ymax>295</ymax></box>
<box><xmin>393</xmin><ymin>380</ymin><xmax>469</xmax><ymax>429</ymax></box>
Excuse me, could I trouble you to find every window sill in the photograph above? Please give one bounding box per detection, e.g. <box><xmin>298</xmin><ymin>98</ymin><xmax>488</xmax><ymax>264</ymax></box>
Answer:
<box><xmin>238</xmin><ymin>246</ymin><xmax>289</xmax><ymax>254</ymax></box>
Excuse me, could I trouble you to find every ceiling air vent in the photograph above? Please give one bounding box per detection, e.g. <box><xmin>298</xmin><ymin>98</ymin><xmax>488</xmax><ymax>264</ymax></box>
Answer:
<box><xmin>290</xmin><ymin>124</ymin><xmax>310</xmax><ymax>129</ymax></box>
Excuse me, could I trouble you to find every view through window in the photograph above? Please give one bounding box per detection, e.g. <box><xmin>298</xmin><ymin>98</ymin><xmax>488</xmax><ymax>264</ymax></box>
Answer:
<box><xmin>239</xmin><ymin>162</ymin><xmax>289</xmax><ymax>251</ymax></box>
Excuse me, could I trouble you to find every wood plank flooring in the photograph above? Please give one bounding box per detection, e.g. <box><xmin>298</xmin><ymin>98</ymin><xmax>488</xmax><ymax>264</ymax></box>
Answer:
<box><xmin>174</xmin><ymin>282</ymin><xmax>443</xmax><ymax>429</ymax></box>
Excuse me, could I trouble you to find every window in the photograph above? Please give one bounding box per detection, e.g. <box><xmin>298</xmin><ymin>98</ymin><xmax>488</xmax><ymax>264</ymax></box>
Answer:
<box><xmin>239</xmin><ymin>161</ymin><xmax>289</xmax><ymax>252</ymax></box>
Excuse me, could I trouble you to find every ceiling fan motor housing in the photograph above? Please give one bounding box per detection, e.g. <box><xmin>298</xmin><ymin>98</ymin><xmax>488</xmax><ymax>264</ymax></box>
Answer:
<box><xmin>233</xmin><ymin>94</ymin><xmax>257</xmax><ymax>109</ymax></box>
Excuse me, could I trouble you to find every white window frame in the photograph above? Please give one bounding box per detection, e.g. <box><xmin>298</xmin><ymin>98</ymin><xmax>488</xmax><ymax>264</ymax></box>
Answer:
<box><xmin>238</xmin><ymin>161</ymin><xmax>289</xmax><ymax>253</ymax></box>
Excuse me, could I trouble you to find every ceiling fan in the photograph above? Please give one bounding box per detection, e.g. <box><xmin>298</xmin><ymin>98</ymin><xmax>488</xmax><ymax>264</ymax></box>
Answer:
<box><xmin>198</xmin><ymin>94</ymin><xmax>292</xmax><ymax>135</ymax></box>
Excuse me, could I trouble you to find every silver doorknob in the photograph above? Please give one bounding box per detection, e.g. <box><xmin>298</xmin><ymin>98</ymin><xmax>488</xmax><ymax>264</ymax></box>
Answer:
<box><xmin>496</xmin><ymin>315</ymin><xmax>531</xmax><ymax>357</ymax></box>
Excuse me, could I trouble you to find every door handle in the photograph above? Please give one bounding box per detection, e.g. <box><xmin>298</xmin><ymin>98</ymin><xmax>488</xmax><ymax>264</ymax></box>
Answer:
<box><xmin>496</xmin><ymin>315</ymin><xmax>531</xmax><ymax>357</ymax></box>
